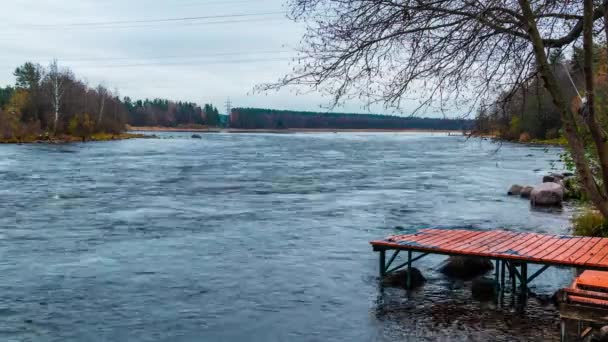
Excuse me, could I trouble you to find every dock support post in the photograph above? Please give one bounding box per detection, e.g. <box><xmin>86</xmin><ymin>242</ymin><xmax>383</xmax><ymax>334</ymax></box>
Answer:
<box><xmin>406</xmin><ymin>250</ymin><xmax>412</xmax><ymax>289</ymax></box>
<box><xmin>494</xmin><ymin>259</ymin><xmax>500</xmax><ymax>291</ymax></box>
<box><xmin>500</xmin><ymin>260</ymin><xmax>506</xmax><ymax>291</ymax></box>
<box><xmin>520</xmin><ymin>263</ymin><xmax>528</xmax><ymax>299</ymax></box>
<box><xmin>379</xmin><ymin>249</ymin><xmax>386</xmax><ymax>277</ymax></box>
<box><xmin>510</xmin><ymin>262</ymin><xmax>516</xmax><ymax>294</ymax></box>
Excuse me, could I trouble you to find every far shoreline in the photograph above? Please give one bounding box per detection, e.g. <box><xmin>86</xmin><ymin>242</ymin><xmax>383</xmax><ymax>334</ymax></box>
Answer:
<box><xmin>128</xmin><ymin>126</ymin><xmax>470</xmax><ymax>134</ymax></box>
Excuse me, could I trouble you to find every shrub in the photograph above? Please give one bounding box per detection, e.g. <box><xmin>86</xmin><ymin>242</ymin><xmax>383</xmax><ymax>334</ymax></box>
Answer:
<box><xmin>572</xmin><ymin>210</ymin><xmax>608</xmax><ymax>237</ymax></box>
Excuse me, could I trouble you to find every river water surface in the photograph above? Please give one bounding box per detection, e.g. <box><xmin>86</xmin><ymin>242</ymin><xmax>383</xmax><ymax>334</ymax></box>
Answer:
<box><xmin>0</xmin><ymin>132</ymin><xmax>574</xmax><ymax>341</ymax></box>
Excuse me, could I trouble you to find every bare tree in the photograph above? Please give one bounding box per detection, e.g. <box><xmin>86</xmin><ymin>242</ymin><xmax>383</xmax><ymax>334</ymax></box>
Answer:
<box><xmin>96</xmin><ymin>84</ymin><xmax>108</xmax><ymax>126</ymax></box>
<box><xmin>264</xmin><ymin>0</ymin><xmax>608</xmax><ymax>218</ymax></box>
<box><xmin>47</xmin><ymin>59</ymin><xmax>64</xmax><ymax>135</ymax></box>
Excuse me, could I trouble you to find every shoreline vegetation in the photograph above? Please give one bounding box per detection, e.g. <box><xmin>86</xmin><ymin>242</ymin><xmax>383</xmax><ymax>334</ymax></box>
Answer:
<box><xmin>128</xmin><ymin>126</ymin><xmax>470</xmax><ymax>134</ymax></box>
<box><xmin>0</xmin><ymin>132</ymin><xmax>148</xmax><ymax>144</ymax></box>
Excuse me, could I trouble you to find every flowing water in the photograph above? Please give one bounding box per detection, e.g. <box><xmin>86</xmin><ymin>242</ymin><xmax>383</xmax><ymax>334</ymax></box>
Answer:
<box><xmin>0</xmin><ymin>132</ymin><xmax>574</xmax><ymax>341</ymax></box>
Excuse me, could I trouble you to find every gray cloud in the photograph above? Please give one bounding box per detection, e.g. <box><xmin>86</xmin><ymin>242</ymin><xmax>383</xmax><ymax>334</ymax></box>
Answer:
<box><xmin>0</xmin><ymin>0</ymin><xmax>441</xmax><ymax>116</ymax></box>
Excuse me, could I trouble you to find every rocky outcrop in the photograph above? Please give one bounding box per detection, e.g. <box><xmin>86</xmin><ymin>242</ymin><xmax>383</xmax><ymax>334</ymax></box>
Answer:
<box><xmin>508</xmin><ymin>184</ymin><xmax>523</xmax><ymax>196</ymax></box>
<box><xmin>542</xmin><ymin>174</ymin><xmax>564</xmax><ymax>183</ymax></box>
<box><xmin>439</xmin><ymin>256</ymin><xmax>493</xmax><ymax>279</ymax></box>
<box><xmin>382</xmin><ymin>268</ymin><xmax>426</xmax><ymax>289</ymax></box>
<box><xmin>530</xmin><ymin>182</ymin><xmax>564</xmax><ymax>207</ymax></box>
<box><xmin>520</xmin><ymin>186</ymin><xmax>534</xmax><ymax>199</ymax></box>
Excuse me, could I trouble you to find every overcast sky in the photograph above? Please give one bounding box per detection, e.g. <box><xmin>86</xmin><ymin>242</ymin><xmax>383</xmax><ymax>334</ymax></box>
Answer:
<box><xmin>0</xmin><ymin>0</ymin><xmax>424</xmax><ymax>115</ymax></box>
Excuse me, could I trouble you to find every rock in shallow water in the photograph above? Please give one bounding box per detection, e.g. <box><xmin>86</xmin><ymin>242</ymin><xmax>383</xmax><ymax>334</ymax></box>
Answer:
<box><xmin>439</xmin><ymin>256</ymin><xmax>494</xmax><ymax>279</ymax></box>
<box><xmin>471</xmin><ymin>277</ymin><xmax>497</xmax><ymax>301</ymax></box>
<box><xmin>192</xmin><ymin>134</ymin><xmax>202</xmax><ymax>139</ymax></box>
<box><xmin>382</xmin><ymin>267</ymin><xmax>426</xmax><ymax>289</ymax></box>
<box><xmin>520</xmin><ymin>186</ymin><xmax>534</xmax><ymax>199</ymax></box>
<box><xmin>530</xmin><ymin>182</ymin><xmax>564</xmax><ymax>207</ymax></box>
<box><xmin>508</xmin><ymin>184</ymin><xmax>523</xmax><ymax>196</ymax></box>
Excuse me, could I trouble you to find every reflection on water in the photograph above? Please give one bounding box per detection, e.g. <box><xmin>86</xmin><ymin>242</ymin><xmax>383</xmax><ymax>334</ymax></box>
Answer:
<box><xmin>0</xmin><ymin>132</ymin><xmax>571</xmax><ymax>341</ymax></box>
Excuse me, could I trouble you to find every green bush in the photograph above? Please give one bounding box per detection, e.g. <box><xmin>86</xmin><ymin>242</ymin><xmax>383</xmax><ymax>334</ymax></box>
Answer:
<box><xmin>572</xmin><ymin>210</ymin><xmax>608</xmax><ymax>237</ymax></box>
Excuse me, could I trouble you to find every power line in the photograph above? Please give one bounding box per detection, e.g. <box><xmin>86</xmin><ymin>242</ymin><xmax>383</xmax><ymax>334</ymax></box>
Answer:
<box><xmin>22</xmin><ymin>49</ymin><xmax>291</xmax><ymax>63</ymax></box>
<box><xmin>19</xmin><ymin>12</ymin><xmax>285</xmax><ymax>29</ymax></box>
<box><xmin>88</xmin><ymin>57</ymin><xmax>292</xmax><ymax>68</ymax></box>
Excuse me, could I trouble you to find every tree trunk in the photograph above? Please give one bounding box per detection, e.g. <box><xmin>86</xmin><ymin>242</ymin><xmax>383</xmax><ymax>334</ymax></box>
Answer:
<box><xmin>518</xmin><ymin>0</ymin><xmax>608</xmax><ymax>218</ymax></box>
<box><xmin>583</xmin><ymin>0</ymin><xmax>608</xmax><ymax>199</ymax></box>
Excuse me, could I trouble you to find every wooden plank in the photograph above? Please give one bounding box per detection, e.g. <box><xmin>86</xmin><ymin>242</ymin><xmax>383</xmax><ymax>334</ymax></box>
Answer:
<box><xmin>563</xmin><ymin>287</ymin><xmax>608</xmax><ymax>301</ymax></box>
<box><xmin>500</xmin><ymin>233</ymin><xmax>547</xmax><ymax>258</ymax></box>
<box><xmin>542</xmin><ymin>237</ymin><xmax>584</xmax><ymax>261</ymax></box>
<box><xmin>467</xmin><ymin>231</ymin><xmax>518</xmax><ymax>254</ymax></box>
<box><xmin>551</xmin><ymin>237</ymin><xmax>596</xmax><ymax>264</ymax></box>
<box><xmin>529</xmin><ymin>235</ymin><xmax>573</xmax><ymax>261</ymax></box>
<box><xmin>412</xmin><ymin>229</ymin><xmax>465</xmax><ymax>247</ymax></box>
<box><xmin>486</xmin><ymin>232</ymin><xmax>527</xmax><ymax>255</ymax></box>
<box><xmin>447</xmin><ymin>231</ymin><xmax>503</xmax><ymax>254</ymax></box>
<box><xmin>559</xmin><ymin>303</ymin><xmax>608</xmax><ymax>322</ymax></box>
<box><xmin>434</xmin><ymin>230</ymin><xmax>486</xmax><ymax>251</ymax></box>
<box><xmin>524</xmin><ymin>236</ymin><xmax>564</xmax><ymax>260</ymax></box>
<box><xmin>585</xmin><ymin>241</ymin><xmax>608</xmax><ymax>267</ymax></box>
<box><xmin>579</xmin><ymin>240</ymin><xmax>608</xmax><ymax>265</ymax></box>
<box><xmin>494</xmin><ymin>233</ymin><xmax>544</xmax><ymax>259</ymax></box>
<box><xmin>569</xmin><ymin>295</ymin><xmax>608</xmax><ymax>307</ymax></box>
<box><xmin>517</xmin><ymin>235</ymin><xmax>557</xmax><ymax>257</ymax></box>
<box><xmin>432</xmin><ymin>231</ymin><xmax>486</xmax><ymax>252</ymax></box>
<box><xmin>562</xmin><ymin>238</ymin><xmax>603</xmax><ymax>264</ymax></box>
<box><xmin>575</xmin><ymin>270</ymin><xmax>608</xmax><ymax>290</ymax></box>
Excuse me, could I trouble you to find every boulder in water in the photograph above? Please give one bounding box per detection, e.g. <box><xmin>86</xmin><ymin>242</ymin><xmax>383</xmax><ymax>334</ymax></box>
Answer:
<box><xmin>530</xmin><ymin>182</ymin><xmax>564</xmax><ymax>207</ymax></box>
<box><xmin>471</xmin><ymin>277</ymin><xmax>497</xmax><ymax>301</ymax></box>
<box><xmin>382</xmin><ymin>267</ymin><xmax>426</xmax><ymax>289</ymax></box>
<box><xmin>542</xmin><ymin>175</ymin><xmax>558</xmax><ymax>183</ymax></box>
<box><xmin>508</xmin><ymin>184</ymin><xmax>523</xmax><ymax>196</ymax></box>
<box><xmin>439</xmin><ymin>256</ymin><xmax>493</xmax><ymax>279</ymax></box>
<box><xmin>191</xmin><ymin>134</ymin><xmax>202</xmax><ymax>139</ymax></box>
<box><xmin>520</xmin><ymin>186</ymin><xmax>534</xmax><ymax>199</ymax></box>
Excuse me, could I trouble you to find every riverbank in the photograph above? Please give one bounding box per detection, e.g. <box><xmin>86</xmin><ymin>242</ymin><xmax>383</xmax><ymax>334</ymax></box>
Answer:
<box><xmin>0</xmin><ymin>132</ymin><xmax>148</xmax><ymax>144</ymax></box>
<box><xmin>129</xmin><ymin>126</ymin><xmax>468</xmax><ymax>134</ymax></box>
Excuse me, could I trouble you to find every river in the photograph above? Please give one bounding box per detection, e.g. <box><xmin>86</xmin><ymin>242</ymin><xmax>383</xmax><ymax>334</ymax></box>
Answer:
<box><xmin>0</xmin><ymin>132</ymin><xmax>573</xmax><ymax>341</ymax></box>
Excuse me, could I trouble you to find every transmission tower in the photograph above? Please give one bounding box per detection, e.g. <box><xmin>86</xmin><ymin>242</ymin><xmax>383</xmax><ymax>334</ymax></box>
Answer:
<box><xmin>225</xmin><ymin>97</ymin><xmax>232</xmax><ymax>116</ymax></box>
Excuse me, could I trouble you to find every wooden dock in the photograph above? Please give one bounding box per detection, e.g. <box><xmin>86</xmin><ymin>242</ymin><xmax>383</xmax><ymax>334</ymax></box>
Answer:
<box><xmin>370</xmin><ymin>229</ymin><xmax>608</xmax><ymax>296</ymax></box>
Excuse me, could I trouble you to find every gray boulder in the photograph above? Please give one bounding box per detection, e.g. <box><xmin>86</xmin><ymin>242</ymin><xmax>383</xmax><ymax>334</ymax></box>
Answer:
<box><xmin>471</xmin><ymin>277</ymin><xmax>497</xmax><ymax>301</ymax></box>
<box><xmin>439</xmin><ymin>256</ymin><xmax>494</xmax><ymax>279</ymax></box>
<box><xmin>382</xmin><ymin>267</ymin><xmax>426</xmax><ymax>289</ymax></box>
<box><xmin>530</xmin><ymin>182</ymin><xmax>564</xmax><ymax>207</ymax></box>
<box><xmin>520</xmin><ymin>186</ymin><xmax>534</xmax><ymax>199</ymax></box>
<box><xmin>508</xmin><ymin>184</ymin><xmax>524</xmax><ymax>196</ymax></box>
<box><xmin>191</xmin><ymin>134</ymin><xmax>202</xmax><ymax>139</ymax></box>
<box><xmin>543</xmin><ymin>175</ymin><xmax>560</xmax><ymax>183</ymax></box>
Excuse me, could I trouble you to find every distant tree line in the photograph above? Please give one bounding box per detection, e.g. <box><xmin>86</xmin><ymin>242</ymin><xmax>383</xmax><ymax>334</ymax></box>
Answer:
<box><xmin>229</xmin><ymin>108</ymin><xmax>473</xmax><ymax>130</ymax></box>
<box><xmin>123</xmin><ymin>99</ymin><xmax>220</xmax><ymax>128</ymax></box>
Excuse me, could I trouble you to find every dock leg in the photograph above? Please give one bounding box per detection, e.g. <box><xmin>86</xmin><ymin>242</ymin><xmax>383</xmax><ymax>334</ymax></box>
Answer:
<box><xmin>509</xmin><ymin>261</ymin><xmax>516</xmax><ymax>294</ymax></box>
<box><xmin>379</xmin><ymin>249</ymin><xmax>386</xmax><ymax>278</ymax></box>
<box><xmin>560</xmin><ymin>319</ymin><xmax>567</xmax><ymax>342</ymax></box>
<box><xmin>406</xmin><ymin>250</ymin><xmax>412</xmax><ymax>289</ymax></box>
<box><xmin>494</xmin><ymin>259</ymin><xmax>500</xmax><ymax>291</ymax></box>
<box><xmin>500</xmin><ymin>260</ymin><xmax>506</xmax><ymax>291</ymax></box>
<box><xmin>520</xmin><ymin>263</ymin><xmax>528</xmax><ymax>300</ymax></box>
